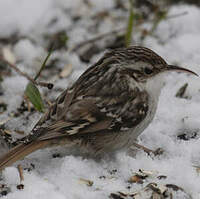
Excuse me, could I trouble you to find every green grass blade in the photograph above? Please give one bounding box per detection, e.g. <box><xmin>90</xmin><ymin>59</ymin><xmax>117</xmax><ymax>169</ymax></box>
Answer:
<box><xmin>25</xmin><ymin>82</ymin><xmax>44</xmax><ymax>112</ymax></box>
<box><xmin>34</xmin><ymin>46</ymin><xmax>54</xmax><ymax>81</ymax></box>
<box><xmin>125</xmin><ymin>0</ymin><xmax>134</xmax><ymax>47</ymax></box>
<box><xmin>24</xmin><ymin>47</ymin><xmax>53</xmax><ymax>112</ymax></box>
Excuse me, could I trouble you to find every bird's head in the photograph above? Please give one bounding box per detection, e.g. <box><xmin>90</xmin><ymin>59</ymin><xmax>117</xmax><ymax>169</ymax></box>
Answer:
<box><xmin>105</xmin><ymin>46</ymin><xmax>198</xmax><ymax>99</ymax></box>
<box><xmin>113</xmin><ymin>46</ymin><xmax>198</xmax><ymax>83</ymax></box>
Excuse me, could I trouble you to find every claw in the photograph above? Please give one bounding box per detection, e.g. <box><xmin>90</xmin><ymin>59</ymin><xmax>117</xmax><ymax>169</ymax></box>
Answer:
<box><xmin>131</xmin><ymin>142</ymin><xmax>164</xmax><ymax>156</ymax></box>
<box><xmin>152</xmin><ymin>148</ymin><xmax>164</xmax><ymax>156</ymax></box>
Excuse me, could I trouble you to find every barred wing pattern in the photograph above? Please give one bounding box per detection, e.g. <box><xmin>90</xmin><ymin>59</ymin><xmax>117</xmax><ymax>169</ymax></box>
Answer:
<box><xmin>26</xmin><ymin>49</ymin><xmax>149</xmax><ymax>142</ymax></box>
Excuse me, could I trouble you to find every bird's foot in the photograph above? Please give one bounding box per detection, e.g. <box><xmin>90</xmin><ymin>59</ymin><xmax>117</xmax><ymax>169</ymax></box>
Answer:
<box><xmin>152</xmin><ymin>147</ymin><xmax>164</xmax><ymax>156</ymax></box>
<box><xmin>131</xmin><ymin>142</ymin><xmax>164</xmax><ymax>157</ymax></box>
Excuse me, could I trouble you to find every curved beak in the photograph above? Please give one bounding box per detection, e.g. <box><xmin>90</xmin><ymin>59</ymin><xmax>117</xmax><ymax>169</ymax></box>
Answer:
<box><xmin>167</xmin><ymin>65</ymin><xmax>198</xmax><ymax>77</ymax></box>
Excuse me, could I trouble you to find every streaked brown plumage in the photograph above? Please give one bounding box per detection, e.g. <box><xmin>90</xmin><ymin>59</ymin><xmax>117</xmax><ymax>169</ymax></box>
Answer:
<box><xmin>0</xmin><ymin>46</ymin><xmax>197</xmax><ymax>171</ymax></box>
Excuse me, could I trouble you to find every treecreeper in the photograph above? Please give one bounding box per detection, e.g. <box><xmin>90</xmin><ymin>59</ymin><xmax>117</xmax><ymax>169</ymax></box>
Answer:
<box><xmin>0</xmin><ymin>46</ymin><xmax>198</xmax><ymax>171</ymax></box>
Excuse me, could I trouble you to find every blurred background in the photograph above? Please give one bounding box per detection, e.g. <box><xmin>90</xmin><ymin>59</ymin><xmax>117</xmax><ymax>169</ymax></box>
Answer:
<box><xmin>1</xmin><ymin>0</ymin><xmax>200</xmax><ymax>198</ymax></box>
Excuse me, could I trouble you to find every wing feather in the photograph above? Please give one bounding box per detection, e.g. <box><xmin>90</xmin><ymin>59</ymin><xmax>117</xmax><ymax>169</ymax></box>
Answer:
<box><xmin>24</xmin><ymin>58</ymin><xmax>149</xmax><ymax>143</ymax></box>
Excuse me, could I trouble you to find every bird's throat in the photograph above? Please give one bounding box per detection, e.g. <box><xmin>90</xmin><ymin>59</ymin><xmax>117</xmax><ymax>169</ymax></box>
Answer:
<box><xmin>145</xmin><ymin>73</ymin><xmax>165</xmax><ymax>103</ymax></box>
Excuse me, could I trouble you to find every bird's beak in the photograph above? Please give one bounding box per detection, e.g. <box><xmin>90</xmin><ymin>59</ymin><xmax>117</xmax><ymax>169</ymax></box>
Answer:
<box><xmin>167</xmin><ymin>65</ymin><xmax>198</xmax><ymax>77</ymax></box>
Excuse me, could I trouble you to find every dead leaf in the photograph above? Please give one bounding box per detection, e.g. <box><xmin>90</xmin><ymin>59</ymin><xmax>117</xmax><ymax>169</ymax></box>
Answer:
<box><xmin>129</xmin><ymin>175</ymin><xmax>144</xmax><ymax>184</ymax></box>
<box><xmin>60</xmin><ymin>64</ymin><xmax>73</xmax><ymax>78</ymax></box>
<box><xmin>2</xmin><ymin>46</ymin><xmax>16</xmax><ymax>64</ymax></box>
<box><xmin>79</xmin><ymin>178</ymin><xmax>93</xmax><ymax>186</ymax></box>
<box><xmin>129</xmin><ymin>169</ymin><xmax>158</xmax><ymax>184</ymax></box>
<box><xmin>175</xmin><ymin>83</ymin><xmax>188</xmax><ymax>98</ymax></box>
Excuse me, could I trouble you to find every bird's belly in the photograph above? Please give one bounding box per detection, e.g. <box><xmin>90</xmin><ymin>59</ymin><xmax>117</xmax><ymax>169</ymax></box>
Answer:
<box><xmin>81</xmin><ymin>117</ymin><xmax>156</xmax><ymax>156</ymax></box>
<box><xmin>86</xmin><ymin>99</ymin><xmax>157</xmax><ymax>155</ymax></box>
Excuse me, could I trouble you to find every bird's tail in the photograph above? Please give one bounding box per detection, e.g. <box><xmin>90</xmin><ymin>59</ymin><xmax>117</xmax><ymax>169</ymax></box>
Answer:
<box><xmin>0</xmin><ymin>140</ymin><xmax>50</xmax><ymax>171</ymax></box>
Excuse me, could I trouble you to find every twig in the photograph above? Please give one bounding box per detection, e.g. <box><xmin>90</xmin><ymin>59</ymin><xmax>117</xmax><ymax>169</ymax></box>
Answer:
<box><xmin>69</xmin><ymin>11</ymin><xmax>187</xmax><ymax>53</ymax></box>
<box><xmin>37</xmin><ymin>81</ymin><xmax>54</xmax><ymax>89</ymax></box>
<box><xmin>0</xmin><ymin>56</ymin><xmax>53</xmax><ymax>89</ymax></box>
<box><xmin>17</xmin><ymin>165</ymin><xmax>24</xmax><ymax>182</ymax></box>
<box><xmin>70</xmin><ymin>27</ymin><xmax>125</xmax><ymax>52</ymax></box>
<box><xmin>70</xmin><ymin>8</ymin><xmax>188</xmax><ymax>52</ymax></box>
<box><xmin>166</xmin><ymin>11</ymin><xmax>188</xmax><ymax>20</ymax></box>
<box><xmin>17</xmin><ymin>164</ymin><xmax>25</xmax><ymax>190</ymax></box>
<box><xmin>0</xmin><ymin>56</ymin><xmax>35</xmax><ymax>84</ymax></box>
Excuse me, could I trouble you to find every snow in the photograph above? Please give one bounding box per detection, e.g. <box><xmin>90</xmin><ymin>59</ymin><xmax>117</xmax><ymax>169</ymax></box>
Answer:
<box><xmin>1</xmin><ymin>76</ymin><xmax>27</xmax><ymax>112</ymax></box>
<box><xmin>0</xmin><ymin>1</ymin><xmax>200</xmax><ymax>198</ymax></box>
<box><xmin>0</xmin><ymin>0</ymin><xmax>53</xmax><ymax>37</ymax></box>
<box><xmin>13</xmin><ymin>39</ymin><xmax>46</xmax><ymax>66</ymax></box>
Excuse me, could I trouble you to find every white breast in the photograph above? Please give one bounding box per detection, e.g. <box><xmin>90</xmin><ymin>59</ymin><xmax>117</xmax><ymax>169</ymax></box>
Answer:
<box><xmin>130</xmin><ymin>73</ymin><xmax>165</xmax><ymax>139</ymax></box>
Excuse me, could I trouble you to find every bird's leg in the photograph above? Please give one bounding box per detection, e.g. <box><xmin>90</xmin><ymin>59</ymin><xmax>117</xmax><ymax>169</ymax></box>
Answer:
<box><xmin>131</xmin><ymin>142</ymin><xmax>163</xmax><ymax>156</ymax></box>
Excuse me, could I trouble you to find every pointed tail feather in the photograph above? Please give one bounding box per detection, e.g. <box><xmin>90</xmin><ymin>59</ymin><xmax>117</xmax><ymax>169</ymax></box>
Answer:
<box><xmin>0</xmin><ymin>140</ymin><xmax>50</xmax><ymax>171</ymax></box>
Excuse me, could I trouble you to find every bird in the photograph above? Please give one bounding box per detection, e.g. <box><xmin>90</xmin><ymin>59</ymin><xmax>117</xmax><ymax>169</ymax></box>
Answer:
<box><xmin>0</xmin><ymin>46</ymin><xmax>197</xmax><ymax>171</ymax></box>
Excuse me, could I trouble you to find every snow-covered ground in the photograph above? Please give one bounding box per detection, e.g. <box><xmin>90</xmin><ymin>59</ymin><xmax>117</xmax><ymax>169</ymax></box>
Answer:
<box><xmin>0</xmin><ymin>0</ymin><xmax>200</xmax><ymax>198</ymax></box>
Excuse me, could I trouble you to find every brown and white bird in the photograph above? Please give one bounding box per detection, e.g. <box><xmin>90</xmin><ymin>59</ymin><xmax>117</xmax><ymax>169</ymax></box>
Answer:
<box><xmin>0</xmin><ymin>46</ymin><xmax>197</xmax><ymax>171</ymax></box>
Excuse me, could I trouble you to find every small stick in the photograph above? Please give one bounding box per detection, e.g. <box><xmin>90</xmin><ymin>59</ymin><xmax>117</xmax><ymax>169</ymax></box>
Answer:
<box><xmin>38</xmin><ymin>81</ymin><xmax>54</xmax><ymax>89</ymax></box>
<box><xmin>70</xmin><ymin>11</ymin><xmax>187</xmax><ymax>53</ymax></box>
<box><xmin>0</xmin><ymin>56</ymin><xmax>35</xmax><ymax>84</ymax></box>
<box><xmin>166</xmin><ymin>11</ymin><xmax>188</xmax><ymax>20</ymax></box>
<box><xmin>17</xmin><ymin>165</ymin><xmax>24</xmax><ymax>182</ymax></box>
<box><xmin>70</xmin><ymin>27</ymin><xmax>125</xmax><ymax>52</ymax></box>
<box><xmin>17</xmin><ymin>164</ymin><xmax>25</xmax><ymax>190</ymax></box>
<box><xmin>0</xmin><ymin>57</ymin><xmax>53</xmax><ymax>89</ymax></box>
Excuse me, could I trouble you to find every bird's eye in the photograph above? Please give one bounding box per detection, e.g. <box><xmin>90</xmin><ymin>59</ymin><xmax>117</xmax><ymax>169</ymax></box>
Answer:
<box><xmin>144</xmin><ymin>67</ymin><xmax>153</xmax><ymax>75</ymax></box>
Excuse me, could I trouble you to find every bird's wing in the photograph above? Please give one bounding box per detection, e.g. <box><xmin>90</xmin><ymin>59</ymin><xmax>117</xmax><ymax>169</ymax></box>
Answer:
<box><xmin>34</xmin><ymin>87</ymin><xmax>148</xmax><ymax>141</ymax></box>
<box><xmin>26</xmin><ymin>57</ymin><xmax>149</xmax><ymax>142</ymax></box>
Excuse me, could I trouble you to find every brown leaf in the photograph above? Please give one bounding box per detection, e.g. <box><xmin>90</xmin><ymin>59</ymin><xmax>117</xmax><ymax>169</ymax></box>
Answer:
<box><xmin>59</xmin><ymin>64</ymin><xmax>73</xmax><ymax>78</ymax></box>
<box><xmin>79</xmin><ymin>178</ymin><xmax>93</xmax><ymax>187</ymax></box>
<box><xmin>129</xmin><ymin>175</ymin><xmax>144</xmax><ymax>184</ymax></box>
<box><xmin>2</xmin><ymin>46</ymin><xmax>16</xmax><ymax>64</ymax></box>
<box><xmin>175</xmin><ymin>83</ymin><xmax>188</xmax><ymax>98</ymax></box>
